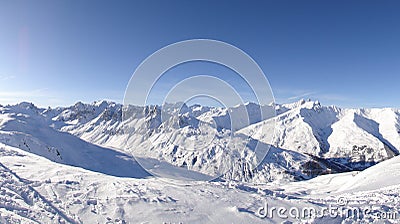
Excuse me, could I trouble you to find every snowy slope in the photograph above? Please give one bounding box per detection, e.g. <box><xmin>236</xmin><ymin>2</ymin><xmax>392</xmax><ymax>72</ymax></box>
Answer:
<box><xmin>0</xmin><ymin>145</ymin><xmax>320</xmax><ymax>224</ymax></box>
<box><xmin>337</xmin><ymin>155</ymin><xmax>400</xmax><ymax>192</ymax></box>
<box><xmin>1</xmin><ymin>144</ymin><xmax>399</xmax><ymax>223</ymax></box>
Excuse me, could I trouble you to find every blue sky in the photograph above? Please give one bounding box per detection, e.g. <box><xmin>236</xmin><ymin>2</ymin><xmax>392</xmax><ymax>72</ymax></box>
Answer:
<box><xmin>0</xmin><ymin>0</ymin><xmax>399</xmax><ymax>108</ymax></box>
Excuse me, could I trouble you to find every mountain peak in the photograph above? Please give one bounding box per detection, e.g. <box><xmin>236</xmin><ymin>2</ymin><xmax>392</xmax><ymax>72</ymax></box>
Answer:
<box><xmin>15</xmin><ymin>101</ymin><xmax>37</xmax><ymax>109</ymax></box>
<box><xmin>280</xmin><ymin>98</ymin><xmax>319</xmax><ymax>110</ymax></box>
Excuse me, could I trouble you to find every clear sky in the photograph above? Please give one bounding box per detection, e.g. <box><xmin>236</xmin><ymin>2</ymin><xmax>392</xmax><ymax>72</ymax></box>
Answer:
<box><xmin>0</xmin><ymin>0</ymin><xmax>399</xmax><ymax>108</ymax></box>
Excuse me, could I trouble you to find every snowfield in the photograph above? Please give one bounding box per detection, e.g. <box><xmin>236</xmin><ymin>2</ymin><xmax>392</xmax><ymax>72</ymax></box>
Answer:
<box><xmin>1</xmin><ymin>144</ymin><xmax>399</xmax><ymax>223</ymax></box>
<box><xmin>0</xmin><ymin>100</ymin><xmax>399</xmax><ymax>223</ymax></box>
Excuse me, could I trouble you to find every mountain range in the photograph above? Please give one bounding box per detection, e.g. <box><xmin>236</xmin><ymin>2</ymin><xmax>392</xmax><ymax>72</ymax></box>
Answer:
<box><xmin>1</xmin><ymin>99</ymin><xmax>398</xmax><ymax>182</ymax></box>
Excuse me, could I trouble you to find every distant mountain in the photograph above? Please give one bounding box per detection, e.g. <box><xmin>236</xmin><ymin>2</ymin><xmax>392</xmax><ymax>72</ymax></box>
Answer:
<box><xmin>240</xmin><ymin>99</ymin><xmax>399</xmax><ymax>165</ymax></box>
<box><xmin>1</xmin><ymin>99</ymin><xmax>399</xmax><ymax>182</ymax></box>
<box><xmin>0</xmin><ymin>102</ymin><xmax>148</xmax><ymax>178</ymax></box>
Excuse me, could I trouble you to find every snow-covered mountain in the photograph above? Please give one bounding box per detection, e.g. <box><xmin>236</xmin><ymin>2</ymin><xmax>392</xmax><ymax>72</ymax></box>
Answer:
<box><xmin>1</xmin><ymin>99</ymin><xmax>399</xmax><ymax>183</ymax></box>
<box><xmin>241</xmin><ymin>99</ymin><xmax>399</xmax><ymax>167</ymax></box>
<box><xmin>0</xmin><ymin>102</ymin><xmax>149</xmax><ymax>178</ymax></box>
<box><xmin>1</xmin><ymin>99</ymin><xmax>400</xmax><ymax>223</ymax></box>
<box><xmin>55</xmin><ymin>100</ymin><xmax>400</xmax><ymax>176</ymax></box>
